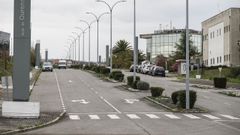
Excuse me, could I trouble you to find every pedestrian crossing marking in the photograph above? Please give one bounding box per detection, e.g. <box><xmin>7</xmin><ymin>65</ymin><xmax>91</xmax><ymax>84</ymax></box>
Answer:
<box><xmin>145</xmin><ymin>114</ymin><xmax>160</xmax><ymax>119</ymax></box>
<box><xmin>89</xmin><ymin>115</ymin><xmax>100</xmax><ymax>120</ymax></box>
<box><xmin>68</xmin><ymin>113</ymin><xmax>240</xmax><ymax>121</ymax></box>
<box><xmin>108</xmin><ymin>114</ymin><xmax>120</xmax><ymax>119</ymax></box>
<box><xmin>127</xmin><ymin>114</ymin><xmax>141</xmax><ymax>119</ymax></box>
<box><xmin>69</xmin><ymin>115</ymin><xmax>80</xmax><ymax>120</ymax></box>
<box><xmin>165</xmin><ymin>114</ymin><xmax>180</xmax><ymax>119</ymax></box>
<box><xmin>202</xmin><ymin>114</ymin><xmax>220</xmax><ymax>120</ymax></box>
<box><xmin>220</xmin><ymin>114</ymin><xmax>239</xmax><ymax>120</ymax></box>
<box><xmin>183</xmin><ymin>114</ymin><xmax>201</xmax><ymax>119</ymax></box>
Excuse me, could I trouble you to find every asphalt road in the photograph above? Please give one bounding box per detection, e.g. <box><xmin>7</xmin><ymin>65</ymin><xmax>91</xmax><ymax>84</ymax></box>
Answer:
<box><xmin>23</xmin><ymin>69</ymin><xmax>240</xmax><ymax>135</ymax></box>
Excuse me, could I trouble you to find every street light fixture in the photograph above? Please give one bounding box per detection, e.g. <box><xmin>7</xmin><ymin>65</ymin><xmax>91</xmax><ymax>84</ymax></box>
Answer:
<box><xmin>79</xmin><ymin>19</ymin><xmax>96</xmax><ymax>65</ymax></box>
<box><xmin>72</xmin><ymin>32</ymin><xmax>82</xmax><ymax>63</ymax></box>
<box><xmin>68</xmin><ymin>36</ymin><xmax>77</xmax><ymax>62</ymax></box>
<box><xmin>67</xmin><ymin>39</ymin><xmax>74</xmax><ymax>60</ymax></box>
<box><xmin>96</xmin><ymin>0</ymin><xmax>126</xmax><ymax>72</ymax></box>
<box><xmin>86</xmin><ymin>11</ymin><xmax>109</xmax><ymax>64</ymax></box>
<box><xmin>75</xmin><ymin>27</ymin><xmax>88</xmax><ymax>62</ymax></box>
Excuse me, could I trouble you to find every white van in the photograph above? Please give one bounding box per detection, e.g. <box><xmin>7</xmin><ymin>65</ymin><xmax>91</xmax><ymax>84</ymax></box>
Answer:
<box><xmin>58</xmin><ymin>60</ymin><xmax>67</xmax><ymax>69</ymax></box>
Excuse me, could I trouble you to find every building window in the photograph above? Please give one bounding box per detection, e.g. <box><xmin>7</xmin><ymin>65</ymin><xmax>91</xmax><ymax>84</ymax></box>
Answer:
<box><xmin>220</xmin><ymin>56</ymin><xmax>222</xmax><ymax>63</ymax></box>
<box><xmin>229</xmin><ymin>54</ymin><xmax>231</xmax><ymax>61</ymax></box>
<box><xmin>217</xmin><ymin>57</ymin><xmax>219</xmax><ymax>63</ymax></box>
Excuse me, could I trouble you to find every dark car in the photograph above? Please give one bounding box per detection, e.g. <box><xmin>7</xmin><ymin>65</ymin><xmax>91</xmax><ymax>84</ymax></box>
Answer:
<box><xmin>151</xmin><ymin>66</ymin><xmax>165</xmax><ymax>77</ymax></box>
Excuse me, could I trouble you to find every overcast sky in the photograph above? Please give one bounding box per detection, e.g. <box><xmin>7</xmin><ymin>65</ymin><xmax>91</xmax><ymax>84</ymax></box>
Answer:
<box><xmin>0</xmin><ymin>0</ymin><xmax>239</xmax><ymax>61</ymax></box>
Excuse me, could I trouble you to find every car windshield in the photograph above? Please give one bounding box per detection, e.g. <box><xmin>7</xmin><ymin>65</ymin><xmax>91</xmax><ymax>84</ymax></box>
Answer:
<box><xmin>43</xmin><ymin>63</ymin><xmax>52</xmax><ymax>66</ymax></box>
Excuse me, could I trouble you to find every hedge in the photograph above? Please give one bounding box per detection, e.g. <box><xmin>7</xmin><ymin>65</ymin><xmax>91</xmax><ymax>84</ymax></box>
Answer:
<box><xmin>150</xmin><ymin>87</ymin><xmax>165</xmax><ymax>97</ymax></box>
<box><xmin>137</xmin><ymin>81</ymin><xmax>150</xmax><ymax>90</ymax></box>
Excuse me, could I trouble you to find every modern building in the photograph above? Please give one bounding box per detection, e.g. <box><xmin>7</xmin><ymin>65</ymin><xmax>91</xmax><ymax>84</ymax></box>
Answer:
<box><xmin>140</xmin><ymin>29</ymin><xmax>202</xmax><ymax>62</ymax></box>
<box><xmin>0</xmin><ymin>31</ymin><xmax>10</xmax><ymax>59</ymax></box>
<box><xmin>202</xmin><ymin>8</ymin><xmax>240</xmax><ymax>67</ymax></box>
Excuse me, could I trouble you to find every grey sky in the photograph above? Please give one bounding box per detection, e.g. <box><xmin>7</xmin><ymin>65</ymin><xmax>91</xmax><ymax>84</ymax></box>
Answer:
<box><xmin>0</xmin><ymin>0</ymin><xmax>239</xmax><ymax>61</ymax></box>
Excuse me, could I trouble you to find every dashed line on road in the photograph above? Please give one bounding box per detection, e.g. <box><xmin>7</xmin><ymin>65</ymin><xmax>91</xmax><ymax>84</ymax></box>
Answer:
<box><xmin>54</xmin><ymin>71</ymin><xmax>67</xmax><ymax>112</ymax></box>
<box><xmin>103</xmin><ymin>99</ymin><xmax>122</xmax><ymax>114</ymax></box>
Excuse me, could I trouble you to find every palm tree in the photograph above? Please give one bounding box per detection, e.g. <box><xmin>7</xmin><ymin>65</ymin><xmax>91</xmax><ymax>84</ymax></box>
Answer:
<box><xmin>113</xmin><ymin>40</ymin><xmax>132</xmax><ymax>54</ymax></box>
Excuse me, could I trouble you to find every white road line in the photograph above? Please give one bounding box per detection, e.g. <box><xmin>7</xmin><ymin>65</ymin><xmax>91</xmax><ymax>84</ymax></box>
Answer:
<box><xmin>183</xmin><ymin>114</ymin><xmax>201</xmax><ymax>119</ymax></box>
<box><xmin>89</xmin><ymin>115</ymin><xmax>100</xmax><ymax>120</ymax></box>
<box><xmin>145</xmin><ymin>114</ymin><xmax>160</xmax><ymax>119</ymax></box>
<box><xmin>54</xmin><ymin>71</ymin><xmax>66</xmax><ymax>112</ymax></box>
<box><xmin>69</xmin><ymin>115</ymin><xmax>80</xmax><ymax>120</ymax></box>
<box><xmin>202</xmin><ymin>114</ymin><xmax>220</xmax><ymax>120</ymax></box>
<box><xmin>127</xmin><ymin>114</ymin><xmax>141</xmax><ymax>119</ymax></box>
<box><xmin>220</xmin><ymin>114</ymin><xmax>239</xmax><ymax>120</ymax></box>
<box><xmin>165</xmin><ymin>114</ymin><xmax>181</xmax><ymax>119</ymax></box>
<box><xmin>108</xmin><ymin>114</ymin><xmax>120</xmax><ymax>119</ymax></box>
<box><xmin>103</xmin><ymin>99</ymin><xmax>122</xmax><ymax>114</ymax></box>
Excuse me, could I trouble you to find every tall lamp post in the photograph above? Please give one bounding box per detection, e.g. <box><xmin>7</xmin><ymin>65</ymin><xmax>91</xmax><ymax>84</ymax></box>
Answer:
<box><xmin>67</xmin><ymin>39</ymin><xmax>74</xmax><ymax>60</ymax></box>
<box><xmin>68</xmin><ymin>36</ymin><xmax>77</xmax><ymax>62</ymax></box>
<box><xmin>72</xmin><ymin>32</ymin><xmax>81</xmax><ymax>63</ymax></box>
<box><xmin>96</xmin><ymin>0</ymin><xmax>126</xmax><ymax>72</ymax></box>
<box><xmin>185</xmin><ymin>0</ymin><xmax>190</xmax><ymax>110</ymax></box>
<box><xmin>75</xmin><ymin>27</ymin><xmax>87</xmax><ymax>62</ymax></box>
<box><xmin>86</xmin><ymin>12</ymin><xmax>109</xmax><ymax>64</ymax></box>
<box><xmin>79</xmin><ymin>20</ymin><xmax>95</xmax><ymax>65</ymax></box>
<box><xmin>133</xmin><ymin>0</ymin><xmax>137</xmax><ymax>81</ymax></box>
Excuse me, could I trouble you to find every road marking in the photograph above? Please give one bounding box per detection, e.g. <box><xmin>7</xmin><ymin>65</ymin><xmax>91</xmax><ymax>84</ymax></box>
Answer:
<box><xmin>103</xmin><ymin>99</ymin><xmax>122</xmax><ymax>114</ymax></box>
<box><xmin>124</xmin><ymin>99</ymin><xmax>139</xmax><ymax>104</ymax></box>
<box><xmin>68</xmin><ymin>80</ymin><xmax>72</xmax><ymax>83</ymax></box>
<box><xmin>71</xmin><ymin>99</ymin><xmax>89</xmax><ymax>104</ymax></box>
<box><xmin>108</xmin><ymin>114</ymin><xmax>120</xmax><ymax>119</ymax></box>
<box><xmin>220</xmin><ymin>114</ymin><xmax>239</xmax><ymax>120</ymax></box>
<box><xmin>69</xmin><ymin>115</ymin><xmax>80</xmax><ymax>120</ymax></box>
<box><xmin>224</xmin><ymin>102</ymin><xmax>231</xmax><ymax>106</ymax></box>
<box><xmin>127</xmin><ymin>114</ymin><xmax>141</xmax><ymax>119</ymax></box>
<box><xmin>54</xmin><ymin>71</ymin><xmax>66</xmax><ymax>112</ymax></box>
<box><xmin>202</xmin><ymin>114</ymin><xmax>220</xmax><ymax>120</ymax></box>
<box><xmin>95</xmin><ymin>91</ymin><xmax>98</xmax><ymax>94</ymax></box>
<box><xmin>89</xmin><ymin>115</ymin><xmax>100</xmax><ymax>120</ymax></box>
<box><xmin>165</xmin><ymin>114</ymin><xmax>180</xmax><ymax>119</ymax></box>
<box><xmin>183</xmin><ymin>114</ymin><xmax>201</xmax><ymax>119</ymax></box>
<box><xmin>145</xmin><ymin>114</ymin><xmax>160</xmax><ymax>119</ymax></box>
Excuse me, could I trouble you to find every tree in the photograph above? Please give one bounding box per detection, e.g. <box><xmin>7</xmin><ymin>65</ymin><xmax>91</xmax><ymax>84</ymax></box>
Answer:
<box><xmin>31</xmin><ymin>47</ymin><xmax>36</xmax><ymax>67</ymax></box>
<box><xmin>112</xmin><ymin>40</ymin><xmax>132</xmax><ymax>69</ymax></box>
<box><xmin>170</xmin><ymin>32</ymin><xmax>199</xmax><ymax>61</ymax></box>
<box><xmin>155</xmin><ymin>54</ymin><xmax>166</xmax><ymax>67</ymax></box>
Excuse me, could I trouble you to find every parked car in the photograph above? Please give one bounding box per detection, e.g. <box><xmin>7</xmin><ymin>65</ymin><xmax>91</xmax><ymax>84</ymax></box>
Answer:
<box><xmin>151</xmin><ymin>66</ymin><xmax>165</xmax><ymax>77</ymax></box>
<box><xmin>58</xmin><ymin>60</ymin><xmax>67</xmax><ymax>69</ymax></box>
<box><xmin>142</xmin><ymin>65</ymin><xmax>152</xmax><ymax>74</ymax></box>
<box><xmin>129</xmin><ymin>64</ymin><xmax>138</xmax><ymax>72</ymax></box>
<box><xmin>42</xmin><ymin>62</ymin><xmax>53</xmax><ymax>72</ymax></box>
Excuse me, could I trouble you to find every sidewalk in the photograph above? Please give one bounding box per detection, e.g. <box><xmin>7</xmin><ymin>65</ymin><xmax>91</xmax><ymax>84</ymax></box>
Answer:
<box><xmin>0</xmin><ymin>71</ymin><xmax>64</xmax><ymax>134</ymax></box>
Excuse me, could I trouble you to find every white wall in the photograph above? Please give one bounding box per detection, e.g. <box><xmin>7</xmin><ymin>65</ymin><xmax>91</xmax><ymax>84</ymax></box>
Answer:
<box><xmin>208</xmin><ymin>22</ymin><xmax>224</xmax><ymax>66</ymax></box>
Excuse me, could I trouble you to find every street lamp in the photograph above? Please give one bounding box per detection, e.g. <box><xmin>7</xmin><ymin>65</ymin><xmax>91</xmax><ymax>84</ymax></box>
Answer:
<box><xmin>96</xmin><ymin>0</ymin><xmax>126</xmax><ymax>72</ymax></box>
<box><xmin>72</xmin><ymin>32</ymin><xmax>81</xmax><ymax>63</ymax></box>
<box><xmin>133</xmin><ymin>0</ymin><xmax>137</xmax><ymax>81</ymax></box>
<box><xmin>68</xmin><ymin>36</ymin><xmax>77</xmax><ymax>62</ymax></box>
<box><xmin>86</xmin><ymin>11</ymin><xmax>109</xmax><ymax>64</ymax></box>
<box><xmin>75</xmin><ymin>27</ymin><xmax>88</xmax><ymax>62</ymax></box>
<box><xmin>67</xmin><ymin>39</ymin><xmax>74</xmax><ymax>60</ymax></box>
<box><xmin>79</xmin><ymin>19</ymin><xmax>95</xmax><ymax>65</ymax></box>
<box><xmin>185</xmin><ymin>0</ymin><xmax>190</xmax><ymax>110</ymax></box>
<box><xmin>64</xmin><ymin>45</ymin><xmax>71</xmax><ymax>60</ymax></box>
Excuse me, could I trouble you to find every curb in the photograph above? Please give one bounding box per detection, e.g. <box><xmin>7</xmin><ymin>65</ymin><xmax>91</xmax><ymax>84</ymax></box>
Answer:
<box><xmin>144</xmin><ymin>96</ymin><xmax>174</xmax><ymax>111</ymax></box>
<box><xmin>0</xmin><ymin>111</ymin><xmax>66</xmax><ymax>135</ymax></box>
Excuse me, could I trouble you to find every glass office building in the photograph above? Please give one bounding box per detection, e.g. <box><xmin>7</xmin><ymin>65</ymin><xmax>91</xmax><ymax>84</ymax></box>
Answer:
<box><xmin>140</xmin><ymin>29</ymin><xmax>202</xmax><ymax>62</ymax></box>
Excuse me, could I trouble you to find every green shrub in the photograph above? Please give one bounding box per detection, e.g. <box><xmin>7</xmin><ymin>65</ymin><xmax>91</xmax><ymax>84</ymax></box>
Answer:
<box><xmin>230</xmin><ymin>67</ymin><xmax>240</xmax><ymax>78</ymax></box>
<box><xmin>171</xmin><ymin>90</ymin><xmax>197</xmax><ymax>109</ymax></box>
<box><xmin>214</xmin><ymin>77</ymin><xmax>227</xmax><ymax>88</ymax></box>
<box><xmin>113</xmin><ymin>73</ymin><xmax>124</xmax><ymax>82</ymax></box>
<box><xmin>131</xmin><ymin>80</ymin><xmax>139</xmax><ymax>89</ymax></box>
<box><xmin>178</xmin><ymin>90</ymin><xmax>197</xmax><ymax>109</ymax></box>
<box><xmin>100</xmin><ymin>67</ymin><xmax>110</xmax><ymax>75</ymax></box>
<box><xmin>83</xmin><ymin>65</ymin><xmax>90</xmax><ymax>70</ymax></box>
<box><xmin>137</xmin><ymin>81</ymin><xmax>150</xmax><ymax>90</ymax></box>
<box><xmin>150</xmin><ymin>87</ymin><xmax>165</xmax><ymax>97</ymax></box>
<box><xmin>171</xmin><ymin>91</ymin><xmax>179</xmax><ymax>104</ymax></box>
<box><xmin>109</xmin><ymin>70</ymin><xmax>122</xmax><ymax>79</ymax></box>
<box><xmin>127</xmin><ymin>76</ymin><xmax>140</xmax><ymax>86</ymax></box>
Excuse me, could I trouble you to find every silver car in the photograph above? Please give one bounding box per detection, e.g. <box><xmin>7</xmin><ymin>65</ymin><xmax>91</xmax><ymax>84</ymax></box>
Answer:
<box><xmin>42</xmin><ymin>62</ymin><xmax>53</xmax><ymax>72</ymax></box>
